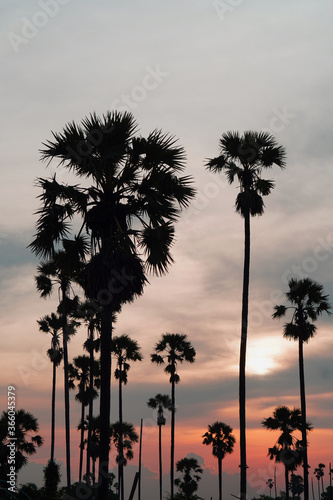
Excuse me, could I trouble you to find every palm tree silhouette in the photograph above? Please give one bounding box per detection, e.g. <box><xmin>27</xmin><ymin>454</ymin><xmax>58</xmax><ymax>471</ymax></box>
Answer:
<box><xmin>37</xmin><ymin>111</ymin><xmax>195</xmax><ymax>499</ymax></box>
<box><xmin>314</xmin><ymin>464</ymin><xmax>326</xmax><ymax>499</ymax></box>
<box><xmin>290</xmin><ymin>473</ymin><xmax>304</xmax><ymax>500</ymax></box>
<box><xmin>111</xmin><ymin>334</ymin><xmax>142</xmax><ymax>500</ymax></box>
<box><xmin>29</xmin><ymin>203</ymin><xmax>87</xmax><ymax>492</ymax></box>
<box><xmin>175</xmin><ymin>457</ymin><xmax>203</xmax><ymax>500</ymax></box>
<box><xmin>206</xmin><ymin>130</ymin><xmax>286</xmax><ymax>500</ymax></box>
<box><xmin>151</xmin><ymin>333</ymin><xmax>196</xmax><ymax>500</ymax></box>
<box><xmin>68</xmin><ymin>354</ymin><xmax>100</xmax><ymax>483</ymax></box>
<box><xmin>202</xmin><ymin>421</ymin><xmax>235</xmax><ymax>500</ymax></box>
<box><xmin>266</xmin><ymin>478</ymin><xmax>274</xmax><ymax>498</ymax></box>
<box><xmin>111</xmin><ymin>420</ymin><xmax>139</xmax><ymax>498</ymax></box>
<box><xmin>78</xmin><ymin>300</ymin><xmax>102</xmax><ymax>484</ymax></box>
<box><xmin>147</xmin><ymin>393</ymin><xmax>172</xmax><ymax>500</ymax></box>
<box><xmin>273</xmin><ymin>278</ymin><xmax>331</xmax><ymax>500</ymax></box>
<box><xmin>262</xmin><ymin>405</ymin><xmax>312</xmax><ymax>500</ymax></box>
<box><xmin>37</xmin><ymin>312</ymin><xmax>63</xmax><ymax>464</ymax></box>
<box><xmin>0</xmin><ymin>409</ymin><xmax>43</xmax><ymax>482</ymax></box>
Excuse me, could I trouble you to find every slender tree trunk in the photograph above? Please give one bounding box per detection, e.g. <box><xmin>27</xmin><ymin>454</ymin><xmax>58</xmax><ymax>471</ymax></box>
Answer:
<box><xmin>79</xmin><ymin>398</ymin><xmax>85</xmax><ymax>483</ymax></box>
<box><xmin>159</xmin><ymin>423</ymin><xmax>163</xmax><ymax>500</ymax></box>
<box><xmin>299</xmin><ymin>337</ymin><xmax>309</xmax><ymax>500</ymax></box>
<box><xmin>119</xmin><ymin>363</ymin><xmax>124</xmax><ymax>500</ymax></box>
<box><xmin>218</xmin><ymin>456</ymin><xmax>222</xmax><ymax>500</ymax></box>
<box><xmin>274</xmin><ymin>466</ymin><xmax>278</xmax><ymax>500</ymax></box>
<box><xmin>317</xmin><ymin>480</ymin><xmax>320</xmax><ymax>500</ymax></box>
<box><xmin>240</xmin><ymin>210</ymin><xmax>250</xmax><ymax>500</ymax></box>
<box><xmin>138</xmin><ymin>418</ymin><xmax>143</xmax><ymax>500</ymax></box>
<box><xmin>61</xmin><ymin>281</ymin><xmax>71</xmax><ymax>492</ymax></box>
<box><xmin>98</xmin><ymin>306</ymin><xmax>113</xmax><ymax>500</ymax></box>
<box><xmin>86</xmin><ymin>323</ymin><xmax>95</xmax><ymax>485</ymax></box>
<box><xmin>50</xmin><ymin>360</ymin><xmax>56</xmax><ymax>463</ymax></box>
<box><xmin>285</xmin><ymin>465</ymin><xmax>290</xmax><ymax>500</ymax></box>
<box><xmin>171</xmin><ymin>377</ymin><xmax>176</xmax><ymax>500</ymax></box>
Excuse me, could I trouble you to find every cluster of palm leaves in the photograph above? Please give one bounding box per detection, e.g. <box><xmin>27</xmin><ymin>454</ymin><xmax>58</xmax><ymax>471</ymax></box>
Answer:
<box><xmin>29</xmin><ymin>111</ymin><xmax>195</xmax><ymax>499</ymax></box>
<box><xmin>29</xmin><ymin>112</ymin><xmax>332</xmax><ymax>500</ymax></box>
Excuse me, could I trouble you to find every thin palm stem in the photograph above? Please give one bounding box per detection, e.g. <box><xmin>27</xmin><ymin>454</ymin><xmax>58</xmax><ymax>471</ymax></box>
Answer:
<box><xmin>50</xmin><ymin>359</ymin><xmax>56</xmax><ymax>463</ymax></box>
<box><xmin>159</xmin><ymin>423</ymin><xmax>163</xmax><ymax>500</ymax></box>
<box><xmin>240</xmin><ymin>210</ymin><xmax>250</xmax><ymax>500</ymax></box>
<box><xmin>171</xmin><ymin>378</ymin><xmax>175</xmax><ymax>500</ymax></box>
<box><xmin>299</xmin><ymin>337</ymin><xmax>309</xmax><ymax>500</ymax></box>
<box><xmin>98</xmin><ymin>308</ymin><xmax>113</xmax><ymax>498</ymax></box>
<box><xmin>79</xmin><ymin>397</ymin><xmax>85</xmax><ymax>483</ymax></box>
<box><xmin>218</xmin><ymin>456</ymin><xmax>222</xmax><ymax>500</ymax></box>
<box><xmin>61</xmin><ymin>282</ymin><xmax>71</xmax><ymax>492</ymax></box>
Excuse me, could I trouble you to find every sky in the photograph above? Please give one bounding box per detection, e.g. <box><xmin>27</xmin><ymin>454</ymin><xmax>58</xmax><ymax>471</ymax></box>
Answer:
<box><xmin>1</xmin><ymin>0</ymin><xmax>333</xmax><ymax>498</ymax></box>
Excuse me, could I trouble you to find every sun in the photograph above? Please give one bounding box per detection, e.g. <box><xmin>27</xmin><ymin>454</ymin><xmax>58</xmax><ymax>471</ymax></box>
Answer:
<box><xmin>246</xmin><ymin>338</ymin><xmax>285</xmax><ymax>376</ymax></box>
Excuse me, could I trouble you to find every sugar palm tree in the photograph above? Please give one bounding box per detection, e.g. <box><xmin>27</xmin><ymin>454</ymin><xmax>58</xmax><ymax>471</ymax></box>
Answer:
<box><xmin>266</xmin><ymin>478</ymin><xmax>274</xmax><ymax>498</ymax></box>
<box><xmin>29</xmin><ymin>202</ymin><xmax>87</xmax><ymax>492</ymax></box>
<box><xmin>147</xmin><ymin>393</ymin><xmax>172</xmax><ymax>500</ymax></box>
<box><xmin>77</xmin><ymin>300</ymin><xmax>102</xmax><ymax>484</ymax></box>
<box><xmin>38</xmin><ymin>111</ymin><xmax>195</xmax><ymax>499</ymax></box>
<box><xmin>110</xmin><ymin>420</ymin><xmax>139</xmax><ymax>498</ymax></box>
<box><xmin>273</xmin><ymin>278</ymin><xmax>331</xmax><ymax>500</ymax></box>
<box><xmin>151</xmin><ymin>333</ymin><xmax>196</xmax><ymax>500</ymax></box>
<box><xmin>262</xmin><ymin>406</ymin><xmax>312</xmax><ymax>500</ymax></box>
<box><xmin>290</xmin><ymin>473</ymin><xmax>304</xmax><ymax>500</ymax></box>
<box><xmin>202</xmin><ymin>421</ymin><xmax>235</xmax><ymax>500</ymax></box>
<box><xmin>0</xmin><ymin>409</ymin><xmax>43</xmax><ymax>482</ymax></box>
<box><xmin>314</xmin><ymin>464</ymin><xmax>326</xmax><ymax>499</ymax></box>
<box><xmin>37</xmin><ymin>312</ymin><xmax>63</xmax><ymax>464</ymax></box>
<box><xmin>68</xmin><ymin>354</ymin><xmax>101</xmax><ymax>483</ymax></box>
<box><xmin>175</xmin><ymin>457</ymin><xmax>203</xmax><ymax>500</ymax></box>
<box><xmin>206</xmin><ymin>131</ymin><xmax>286</xmax><ymax>500</ymax></box>
<box><xmin>111</xmin><ymin>334</ymin><xmax>142</xmax><ymax>500</ymax></box>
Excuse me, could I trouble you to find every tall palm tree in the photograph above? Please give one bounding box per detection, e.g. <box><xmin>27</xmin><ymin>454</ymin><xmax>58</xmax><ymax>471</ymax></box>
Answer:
<box><xmin>151</xmin><ymin>333</ymin><xmax>196</xmax><ymax>500</ymax></box>
<box><xmin>147</xmin><ymin>393</ymin><xmax>172</xmax><ymax>500</ymax></box>
<box><xmin>175</xmin><ymin>457</ymin><xmax>203</xmax><ymax>500</ymax></box>
<box><xmin>262</xmin><ymin>405</ymin><xmax>312</xmax><ymax>500</ymax></box>
<box><xmin>37</xmin><ymin>312</ymin><xmax>63</xmax><ymax>464</ymax></box>
<box><xmin>68</xmin><ymin>354</ymin><xmax>101</xmax><ymax>483</ymax></box>
<box><xmin>29</xmin><ymin>199</ymin><xmax>87</xmax><ymax>492</ymax></box>
<box><xmin>273</xmin><ymin>278</ymin><xmax>331</xmax><ymax>500</ymax></box>
<box><xmin>266</xmin><ymin>478</ymin><xmax>274</xmax><ymax>498</ymax></box>
<box><xmin>37</xmin><ymin>111</ymin><xmax>195</xmax><ymax>499</ymax></box>
<box><xmin>111</xmin><ymin>334</ymin><xmax>142</xmax><ymax>500</ymax></box>
<box><xmin>202</xmin><ymin>421</ymin><xmax>235</xmax><ymax>500</ymax></box>
<box><xmin>206</xmin><ymin>131</ymin><xmax>286</xmax><ymax>500</ymax></box>
<box><xmin>0</xmin><ymin>409</ymin><xmax>43</xmax><ymax>481</ymax></box>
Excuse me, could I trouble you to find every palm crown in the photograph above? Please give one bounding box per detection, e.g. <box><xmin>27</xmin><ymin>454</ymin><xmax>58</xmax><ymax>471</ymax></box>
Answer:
<box><xmin>202</xmin><ymin>421</ymin><xmax>235</xmax><ymax>460</ymax></box>
<box><xmin>206</xmin><ymin>131</ymin><xmax>286</xmax><ymax>217</ymax></box>
<box><xmin>151</xmin><ymin>333</ymin><xmax>196</xmax><ymax>383</ymax></box>
<box><xmin>273</xmin><ymin>278</ymin><xmax>331</xmax><ymax>342</ymax></box>
<box><xmin>111</xmin><ymin>334</ymin><xmax>142</xmax><ymax>384</ymax></box>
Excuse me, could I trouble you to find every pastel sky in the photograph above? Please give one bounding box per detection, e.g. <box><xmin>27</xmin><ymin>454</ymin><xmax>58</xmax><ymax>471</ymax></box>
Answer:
<box><xmin>1</xmin><ymin>1</ymin><xmax>333</xmax><ymax>499</ymax></box>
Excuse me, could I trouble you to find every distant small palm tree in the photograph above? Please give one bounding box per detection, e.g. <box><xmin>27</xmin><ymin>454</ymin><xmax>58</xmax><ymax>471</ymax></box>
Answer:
<box><xmin>314</xmin><ymin>464</ymin><xmax>326</xmax><ymax>499</ymax></box>
<box><xmin>290</xmin><ymin>473</ymin><xmax>304</xmax><ymax>500</ymax></box>
<box><xmin>273</xmin><ymin>278</ymin><xmax>331</xmax><ymax>500</ymax></box>
<box><xmin>111</xmin><ymin>334</ymin><xmax>142</xmax><ymax>500</ymax></box>
<box><xmin>147</xmin><ymin>393</ymin><xmax>172</xmax><ymax>500</ymax></box>
<box><xmin>206</xmin><ymin>130</ymin><xmax>286</xmax><ymax>500</ymax></box>
<box><xmin>38</xmin><ymin>312</ymin><xmax>63</xmax><ymax>464</ymax></box>
<box><xmin>266</xmin><ymin>478</ymin><xmax>274</xmax><ymax>498</ymax></box>
<box><xmin>151</xmin><ymin>333</ymin><xmax>196</xmax><ymax>500</ymax></box>
<box><xmin>68</xmin><ymin>355</ymin><xmax>100</xmax><ymax>483</ymax></box>
<box><xmin>111</xmin><ymin>420</ymin><xmax>138</xmax><ymax>498</ymax></box>
<box><xmin>262</xmin><ymin>406</ymin><xmax>312</xmax><ymax>500</ymax></box>
<box><xmin>202</xmin><ymin>421</ymin><xmax>235</xmax><ymax>500</ymax></box>
<box><xmin>175</xmin><ymin>457</ymin><xmax>203</xmax><ymax>500</ymax></box>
